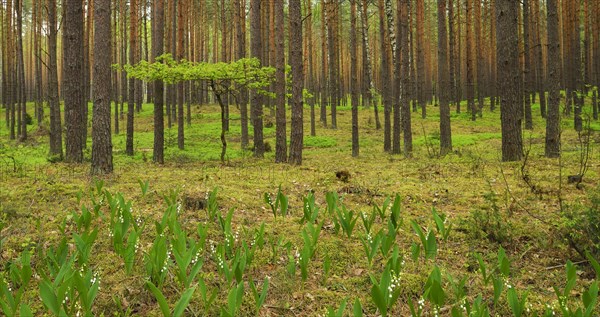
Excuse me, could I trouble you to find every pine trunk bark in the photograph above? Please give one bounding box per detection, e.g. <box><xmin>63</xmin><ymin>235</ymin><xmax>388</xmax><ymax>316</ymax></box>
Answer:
<box><xmin>91</xmin><ymin>0</ymin><xmax>113</xmax><ymax>174</ymax></box>
<box><xmin>289</xmin><ymin>0</ymin><xmax>304</xmax><ymax>165</ymax></box>
<box><xmin>64</xmin><ymin>0</ymin><xmax>85</xmax><ymax>162</ymax></box>
<box><xmin>274</xmin><ymin>0</ymin><xmax>287</xmax><ymax>163</ymax></box>
<box><xmin>545</xmin><ymin>0</ymin><xmax>561</xmax><ymax>157</ymax></box>
<box><xmin>497</xmin><ymin>0</ymin><xmax>522</xmax><ymax>161</ymax></box>
<box><xmin>152</xmin><ymin>0</ymin><xmax>165</xmax><ymax>164</ymax></box>
<box><xmin>250</xmin><ymin>0</ymin><xmax>264</xmax><ymax>157</ymax></box>
<box><xmin>47</xmin><ymin>0</ymin><xmax>63</xmax><ymax>159</ymax></box>
<box><xmin>350</xmin><ymin>0</ymin><xmax>359</xmax><ymax>157</ymax></box>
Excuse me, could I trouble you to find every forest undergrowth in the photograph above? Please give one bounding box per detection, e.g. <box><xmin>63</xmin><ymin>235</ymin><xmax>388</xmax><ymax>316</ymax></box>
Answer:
<box><xmin>0</xmin><ymin>100</ymin><xmax>599</xmax><ymax>316</ymax></box>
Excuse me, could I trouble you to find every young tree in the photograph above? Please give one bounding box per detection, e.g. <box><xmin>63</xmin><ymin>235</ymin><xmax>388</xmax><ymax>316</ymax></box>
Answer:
<box><xmin>91</xmin><ymin>0</ymin><xmax>113</xmax><ymax>174</ymax></box>
<box><xmin>289</xmin><ymin>0</ymin><xmax>304</xmax><ymax>165</ymax></box>
<box><xmin>496</xmin><ymin>0</ymin><xmax>522</xmax><ymax>161</ymax></box>
<box><xmin>545</xmin><ymin>0</ymin><xmax>561</xmax><ymax>158</ymax></box>
<box><xmin>64</xmin><ymin>0</ymin><xmax>85</xmax><ymax>162</ymax></box>
<box><xmin>152</xmin><ymin>0</ymin><xmax>165</xmax><ymax>164</ymax></box>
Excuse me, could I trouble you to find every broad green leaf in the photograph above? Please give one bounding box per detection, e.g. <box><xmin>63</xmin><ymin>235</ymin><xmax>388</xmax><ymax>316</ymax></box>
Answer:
<box><xmin>145</xmin><ymin>281</ymin><xmax>170</xmax><ymax>317</ymax></box>
<box><xmin>173</xmin><ymin>286</ymin><xmax>196</xmax><ymax>317</ymax></box>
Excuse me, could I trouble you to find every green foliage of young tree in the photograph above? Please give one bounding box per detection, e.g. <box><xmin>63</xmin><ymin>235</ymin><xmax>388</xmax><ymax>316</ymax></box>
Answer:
<box><xmin>124</xmin><ymin>55</ymin><xmax>275</xmax><ymax>162</ymax></box>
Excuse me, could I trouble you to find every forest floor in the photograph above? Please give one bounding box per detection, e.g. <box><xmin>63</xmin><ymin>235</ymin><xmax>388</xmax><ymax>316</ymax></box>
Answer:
<box><xmin>0</xmin><ymin>98</ymin><xmax>599</xmax><ymax>316</ymax></box>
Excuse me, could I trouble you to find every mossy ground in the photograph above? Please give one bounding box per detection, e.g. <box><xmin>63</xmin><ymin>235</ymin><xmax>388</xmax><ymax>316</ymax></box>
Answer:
<box><xmin>0</xmin><ymin>96</ymin><xmax>598</xmax><ymax>316</ymax></box>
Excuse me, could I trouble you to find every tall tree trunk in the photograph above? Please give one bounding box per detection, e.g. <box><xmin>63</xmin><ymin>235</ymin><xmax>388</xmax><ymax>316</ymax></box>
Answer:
<box><xmin>274</xmin><ymin>0</ymin><xmax>286</xmax><ymax>163</ymax></box>
<box><xmin>571</xmin><ymin>0</ymin><xmax>582</xmax><ymax>132</ymax></box>
<box><xmin>466</xmin><ymin>0</ymin><xmax>475</xmax><ymax>121</ymax></box>
<box><xmin>545</xmin><ymin>0</ymin><xmax>561</xmax><ymax>157</ymax></box>
<box><xmin>350</xmin><ymin>0</ymin><xmax>359</xmax><ymax>157</ymax></box>
<box><xmin>326</xmin><ymin>0</ymin><xmax>339</xmax><ymax>129</ymax></box>
<box><xmin>250</xmin><ymin>0</ymin><xmax>264</xmax><ymax>157</ymax></box>
<box><xmin>152</xmin><ymin>0</ymin><xmax>165</xmax><ymax>163</ymax></box>
<box><xmin>91</xmin><ymin>0</ymin><xmax>113</xmax><ymax>174</ymax></box>
<box><xmin>391</xmin><ymin>0</ymin><xmax>401</xmax><ymax>154</ymax></box>
<box><xmin>523</xmin><ymin>0</ymin><xmax>533</xmax><ymax>129</ymax></box>
<box><xmin>112</xmin><ymin>0</ymin><xmax>119</xmax><ymax>134</ymax></box>
<box><xmin>400</xmin><ymin>0</ymin><xmax>412</xmax><ymax>155</ymax></box>
<box><xmin>439</xmin><ymin>0</ymin><xmax>452</xmax><ymax>155</ymax></box>
<box><xmin>235</xmin><ymin>0</ymin><xmax>249</xmax><ymax>148</ymax></box>
<box><xmin>474</xmin><ymin>0</ymin><xmax>484</xmax><ymax>118</ymax></box>
<box><xmin>447</xmin><ymin>0</ymin><xmax>456</xmax><ymax>113</ymax></box>
<box><xmin>378</xmin><ymin>0</ymin><xmax>391</xmax><ymax>152</ymax></box>
<box><xmin>64</xmin><ymin>0</ymin><xmax>85</xmax><ymax>162</ymax></box>
<box><xmin>120</xmin><ymin>0</ymin><xmax>127</xmax><ymax>120</ymax></box>
<box><xmin>15</xmin><ymin>0</ymin><xmax>27</xmax><ymax>141</ymax></box>
<box><xmin>177</xmin><ymin>0</ymin><xmax>185</xmax><ymax>149</ymax></box>
<box><xmin>33</xmin><ymin>0</ymin><xmax>43</xmax><ymax>126</ymax></box>
<box><xmin>320</xmin><ymin>0</ymin><xmax>328</xmax><ymax>127</ymax></box>
<box><xmin>289</xmin><ymin>0</ymin><xmax>304</xmax><ymax>165</ymax></box>
<box><xmin>417</xmin><ymin>0</ymin><xmax>426</xmax><ymax>118</ymax></box>
<box><xmin>306</xmin><ymin>0</ymin><xmax>316</xmax><ymax>136</ymax></box>
<box><xmin>497</xmin><ymin>0</ymin><xmax>522</xmax><ymax>161</ymax></box>
<box><xmin>126</xmin><ymin>0</ymin><xmax>138</xmax><ymax>155</ymax></box>
<box><xmin>82</xmin><ymin>0</ymin><xmax>93</xmax><ymax>147</ymax></box>
<box><xmin>533</xmin><ymin>0</ymin><xmax>546</xmax><ymax>118</ymax></box>
<box><xmin>359</xmin><ymin>0</ymin><xmax>380</xmax><ymax>129</ymax></box>
<box><xmin>47</xmin><ymin>0</ymin><xmax>63</xmax><ymax>159</ymax></box>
